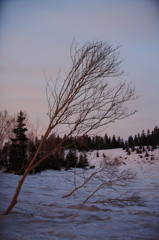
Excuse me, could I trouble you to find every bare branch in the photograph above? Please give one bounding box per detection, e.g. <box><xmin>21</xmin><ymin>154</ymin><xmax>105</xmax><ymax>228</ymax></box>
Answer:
<box><xmin>62</xmin><ymin>158</ymin><xmax>137</xmax><ymax>205</ymax></box>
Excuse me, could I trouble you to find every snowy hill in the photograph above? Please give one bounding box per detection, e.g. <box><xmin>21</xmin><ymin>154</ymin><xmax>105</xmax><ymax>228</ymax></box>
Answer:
<box><xmin>0</xmin><ymin>148</ymin><xmax>159</xmax><ymax>239</ymax></box>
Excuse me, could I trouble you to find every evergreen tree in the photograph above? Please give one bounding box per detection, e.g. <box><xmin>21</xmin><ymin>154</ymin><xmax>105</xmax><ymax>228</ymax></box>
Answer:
<box><xmin>133</xmin><ymin>134</ymin><xmax>138</xmax><ymax>146</ymax></box>
<box><xmin>96</xmin><ymin>151</ymin><xmax>99</xmax><ymax>157</ymax></box>
<box><xmin>137</xmin><ymin>133</ymin><xmax>141</xmax><ymax>147</ymax></box>
<box><xmin>152</xmin><ymin>126</ymin><xmax>159</xmax><ymax>147</ymax></box>
<box><xmin>112</xmin><ymin>135</ymin><xmax>118</xmax><ymax>148</ymax></box>
<box><xmin>107</xmin><ymin>137</ymin><xmax>112</xmax><ymax>149</ymax></box>
<box><xmin>104</xmin><ymin>133</ymin><xmax>109</xmax><ymax>149</ymax></box>
<box><xmin>50</xmin><ymin>151</ymin><xmax>64</xmax><ymax>170</ymax></box>
<box><xmin>141</xmin><ymin>130</ymin><xmax>146</xmax><ymax>146</ymax></box>
<box><xmin>77</xmin><ymin>152</ymin><xmax>89</xmax><ymax>168</ymax></box>
<box><xmin>117</xmin><ymin>136</ymin><xmax>121</xmax><ymax>148</ymax></box>
<box><xmin>147</xmin><ymin>129</ymin><xmax>151</xmax><ymax>146</ymax></box>
<box><xmin>91</xmin><ymin>136</ymin><xmax>96</xmax><ymax>150</ymax></box>
<box><xmin>65</xmin><ymin>149</ymin><xmax>78</xmax><ymax>169</ymax></box>
<box><xmin>128</xmin><ymin>135</ymin><xmax>134</xmax><ymax>148</ymax></box>
<box><xmin>8</xmin><ymin>111</ymin><xmax>28</xmax><ymax>174</ymax></box>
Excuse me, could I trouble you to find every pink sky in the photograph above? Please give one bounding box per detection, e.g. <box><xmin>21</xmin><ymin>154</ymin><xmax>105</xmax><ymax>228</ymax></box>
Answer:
<box><xmin>0</xmin><ymin>0</ymin><xmax>159</xmax><ymax>139</ymax></box>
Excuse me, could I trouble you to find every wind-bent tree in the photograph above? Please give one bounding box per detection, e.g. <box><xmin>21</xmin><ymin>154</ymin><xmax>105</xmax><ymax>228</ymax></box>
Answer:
<box><xmin>4</xmin><ymin>40</ymin><xmax>137</xmax><ymax>215</ymax></box>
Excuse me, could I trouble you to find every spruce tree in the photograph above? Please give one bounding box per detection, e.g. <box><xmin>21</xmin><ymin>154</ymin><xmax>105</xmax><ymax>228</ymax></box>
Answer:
<box><xmin>112</xmin><ymin>135</ymin><xmax>117</xmax><ymax>148</ymax></box>
<box><xmin>8</xmin><ymin>111</ymin><xmax>28</xmax><ymax>174</ymax></box>
<box><xmin>128</xmin><ymin>135</ymin><xmax>134</xmax><ymax>148</ymax></box>
<box><xmin>77</xmin><ymin>152</ymin><xmax>89</xmax><ymax>168</ymax></box>
<box><xmin>65</xmin><ymin>149</ymin><xmax>78</xmax><ymax>169</ymax></box>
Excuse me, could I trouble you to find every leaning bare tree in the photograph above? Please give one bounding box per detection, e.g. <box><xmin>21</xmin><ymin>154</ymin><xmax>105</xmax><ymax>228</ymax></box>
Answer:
<box><xmin>0</xmin><ymin>110</ymin><xmax>15</xmax><ymax>150</ymax></box>
<box><xmin>4</xmin><ymin>40</ymin><xmax>137</xmax><ymax>215</ymax></box>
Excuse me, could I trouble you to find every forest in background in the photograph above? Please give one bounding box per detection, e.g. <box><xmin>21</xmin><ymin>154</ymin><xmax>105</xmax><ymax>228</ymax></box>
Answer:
<box><xmin>0</xmin><ymin>110</ymin><xmax>159</xmax><ymax>174</ymax></box>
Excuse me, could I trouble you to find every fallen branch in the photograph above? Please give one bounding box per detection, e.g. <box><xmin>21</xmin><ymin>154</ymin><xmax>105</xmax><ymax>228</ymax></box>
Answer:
<box><xmin>92</xmin><ymin>192</ymin><xmax>145</xmax><ymax>207</ymax></box>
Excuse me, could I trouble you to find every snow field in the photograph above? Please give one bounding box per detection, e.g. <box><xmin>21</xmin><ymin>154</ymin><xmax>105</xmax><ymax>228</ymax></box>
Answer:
<box><xmin>0</xmin><ymin>148</ymin><xmax>159</xmax><ymax>239</ymax></box>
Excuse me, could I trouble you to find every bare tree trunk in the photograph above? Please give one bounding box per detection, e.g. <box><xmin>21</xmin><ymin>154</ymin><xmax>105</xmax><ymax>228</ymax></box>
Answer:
<box><xmin>3</xmin><ymin>169</ymin><xmax>29</xmax><ymax>215</ymax></box>
<box><xmin>3</xmin><ymin>125</ymin><xmax>51</xmax><ymax>215</ymax></box>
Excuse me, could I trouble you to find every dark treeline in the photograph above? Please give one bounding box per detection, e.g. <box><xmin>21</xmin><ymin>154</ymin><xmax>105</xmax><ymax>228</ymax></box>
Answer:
<box><xmin>125</xmin><ymin>127</ymin><xmax>159</xmax><ymax>149</ymax></box>
<box><xmin>0</xmin><ymin>110</ymin><xmax>159</xmax><ymax>174</ymax></box>
<box><xmin>50</xmin><ymin>126</ymin><xmax>159</xmax><ymax>151</ymax></box>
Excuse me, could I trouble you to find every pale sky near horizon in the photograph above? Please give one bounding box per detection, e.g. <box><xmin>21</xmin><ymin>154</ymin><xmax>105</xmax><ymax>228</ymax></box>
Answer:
<box><xmin>0</xmin><ymin>0</ymin><xmax>159</xmax><ymax>139</ymax></box>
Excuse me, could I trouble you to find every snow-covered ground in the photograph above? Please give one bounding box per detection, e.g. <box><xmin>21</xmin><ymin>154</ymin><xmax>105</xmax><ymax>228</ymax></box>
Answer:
<box><xmin>0</xmin><ymin>148</ymin><xmax>159</xmax><ymax>240</ymax></box>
